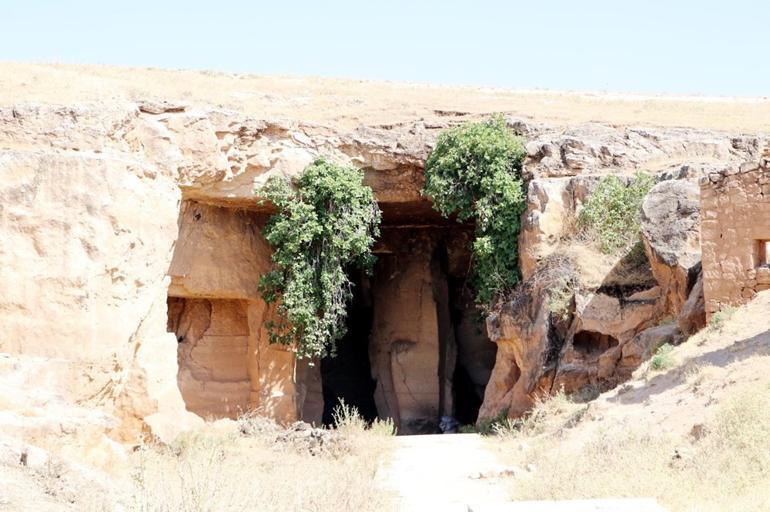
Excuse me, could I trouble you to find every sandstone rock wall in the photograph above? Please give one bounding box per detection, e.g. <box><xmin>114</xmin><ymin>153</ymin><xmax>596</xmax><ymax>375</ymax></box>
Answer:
<box><xmin>480</xmin><ymin>255</ymin><xmax>676</xmax><ymax>421</ymax></box>
<box><xmin>0</xmin><ymin>102</ymin><xmax>450</xmax><ymax>442</ymax></box>
<box><xmin>701</xmin><ymin>156</ymin><xmax>770</xmax><ymax>316</ymax></box>
<box><xmin>481</xmin><ymin>139</ymin><xmax>739</xmax><ymax>421</ymax></box>
<box><xmin>168</xmin><ymin>298</ymin><xmax>251</xmax><ymax>418</ymax></box>
<box><xmin>1</xmin><ymin>99</ymin><xmax>765</xmax><ymax>443</ymax></box>
<box><xmin>0</xmin><ymin>146</ymin><xmax>198</xmax><ymax>443</ymax></box>
<box><xmin>166</xmin><ymin>201</ymin><xmax>306</xmax><ymax>423</ymax></box>
<box><xmin>369</xmin><ymin>231</ymin><xmax>448</xmax><ymax>434</ymax></box>
<box><xmin>640</xmin><ymin>180</ymin><xmax>702</xmax><ymax>317</ymax></box>
<box><xmin>367</xmin><ymin>227</ymin><xmax>497</xmax><ymax>432</ymax></box>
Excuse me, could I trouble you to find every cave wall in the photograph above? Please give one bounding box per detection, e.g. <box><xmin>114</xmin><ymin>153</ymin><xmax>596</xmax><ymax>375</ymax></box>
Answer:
<box><xmin>369</xmin><ymin>231</ymin><xmax>446</xmax><ymax>434</ymax></box>
<box><xmin>166</xmin><ymin>201</ymin><xmax>306</xmax><ymax>423</ymax></box>
<box><xmin>368</xmin><ymin>227</ymin><xmax>495</xmax><ymax>432</ymax></box>
<box><xmin>0</xmin><ymin>147</ymin><xmax>199</xmax><ymax>443</ymax></box>
<box><xmin>168</xmin><ymin>297</ymin><xmax>251</xmax><ymax>418</ymax></box>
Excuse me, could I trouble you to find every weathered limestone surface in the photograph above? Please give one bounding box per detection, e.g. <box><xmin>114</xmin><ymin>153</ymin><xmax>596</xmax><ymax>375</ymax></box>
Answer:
<box><xmin>701</xmin><ymin>155</ymin><xmax>770</xmax><ymax>316</ymax></box>
<box><xmin>164</xmin><ymin>200</ymin><xmax>305</xmax><ymax>422</ymax></box>
<box><xmin>168</xmin><ymin>202</ymin><xmax>269</xmax><ymax>300</ymax></box>
<box><xmin>169</xmin><ymin>298</ymin><xmax>251</xmax><ymax>418</ymax></box>
<box><xmin>640</xmin><ymin>180</ymin><xmax>702</xmax><ymax>318</ymax></box>
<box><xmin>0</xmin><ymin>147</ymin><xmax>199</xmax><ymax>444</ymax></box>
<box><xmin>0</xmin><ymin>100</ymin><xmax>764</xmax><ymax>446</ymax></box>
<box><xmin>678</xmin><ymin>272</ymin><xmax>706</xmax><ymax>334</ymax></box>
<box><xmin>525</xmin><ymin>123</ymin><xmax>765</xmax><ymax>178</ymax></box>
<box><xmin>481</xmin><ymin>168</ymin><xmax>724</xmax><ymax>421</ymax></box>
<box><xmin>480</xmin><ymin>269</ymin><xmax>557</xmax><ymax>419</ymax></box>
<box><xmin>619</xmin><ymin>324</ymin><xmax>682</xmax><ymax>374</ymax></box>
<box><xmin>0</xmin><ymin>102</ymin><xmax>461</xmax><ymax>444</ymax></box>
<box><xmin>481</xmin><ymin>256</ymin><xmax>666</xmax><ymax>420</ymax></box>
<box><xmin>369</xmin><ymin>232</ymin><xmax>445</xmax><ymax>434</ymax></box>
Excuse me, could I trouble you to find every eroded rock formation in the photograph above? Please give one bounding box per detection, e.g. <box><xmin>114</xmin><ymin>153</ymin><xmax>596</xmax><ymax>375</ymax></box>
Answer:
<box><xmin>640</xmin><ymin>180</ymin><xmax>703</xmax><ymax>324</ymax></box>
<box><xmin>1</xmin><ymin>99</ymin><xmax>764</xmax><ymax>446</ymax></box>
<box><xmin>478</xmin><ymin>138</ymin><xmax>742</xmax><ymax>421</ymax></box>
<box><xmin>367</xmin><ymin>227</ymin><xmax>494</xmax><ymax>433</ymax></box>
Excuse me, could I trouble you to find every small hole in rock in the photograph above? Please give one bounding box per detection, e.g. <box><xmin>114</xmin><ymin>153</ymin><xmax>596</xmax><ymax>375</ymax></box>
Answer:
<box><xmin>573</xmin><ymin>330</ymin><xmax>618</xmax><ymax>355</ymax></box>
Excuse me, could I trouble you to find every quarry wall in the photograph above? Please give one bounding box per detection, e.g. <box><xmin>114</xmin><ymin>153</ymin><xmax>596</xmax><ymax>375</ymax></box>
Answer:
<box><xmin>0</xmin><ymin>100</ymin><xmax>766</xmax><ymax>446</ymax></box>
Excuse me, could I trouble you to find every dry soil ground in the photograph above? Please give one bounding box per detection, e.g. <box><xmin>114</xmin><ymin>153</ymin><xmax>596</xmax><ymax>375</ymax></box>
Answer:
<box><xmin>2</xmin><ymin>62</ymin><xmax>770</xmax><ymax>131</ymax></box>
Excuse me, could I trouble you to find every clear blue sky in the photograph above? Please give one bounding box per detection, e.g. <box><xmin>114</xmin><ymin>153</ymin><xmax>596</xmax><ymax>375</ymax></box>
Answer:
<box><xmin>3</xmin><ymin>0</ymin><xmax>768</xmax><ymax>96</ymax></box>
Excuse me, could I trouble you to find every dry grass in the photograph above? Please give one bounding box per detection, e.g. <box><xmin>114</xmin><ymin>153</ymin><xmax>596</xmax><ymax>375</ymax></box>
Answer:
<box><xmin>490</xmin><ymin>291</ymin><xmax>770</xmax><ymax>511</ymax></box>
<box><xmin>128</xmin><ymin>411</ymin><xmax>396</xmax><ymax>512</ymax></box>
<box><xmin>3</xmin><ymin>62</ymin><xmax>770</xmax><ymax>131</ymax></box>
<box><xmin>549</xmin><ymin>235</ymin><xmax>654</xmax><ymax>293</ymax></box>
<box><xmin>501</xmin><ymin>388</ymin><xmax>770</xmax><ymax>511</ymax></box>
<box><xmin>492</xmin><ymin>391</ymin><xmax>588</xmax><ymax>440</ymax></box>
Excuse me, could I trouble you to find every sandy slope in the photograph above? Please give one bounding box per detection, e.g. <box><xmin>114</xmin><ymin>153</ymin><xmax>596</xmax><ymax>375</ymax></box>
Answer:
<box><xmin>1</xmin><ymin>62</ymin><xmax>769</xmax><ymax>132</ymax></box>
<box><xmin>485</xmin><ymin>290</ymin><xmax>770</xmax><ymax>511</ymax></box>
<box><xmin>569</xmin><ymin>290</ymin><xmax>770</xmax><ymax>439</ymax></box>
<box><xmin>378</xmin><ymin>434</ymin><xmax>669</xmax><ymax>511</ymax></box>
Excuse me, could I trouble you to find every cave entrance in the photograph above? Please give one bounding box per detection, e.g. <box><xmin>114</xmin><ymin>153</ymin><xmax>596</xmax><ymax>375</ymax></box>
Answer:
<box><xmin>320</xmin><ymin>270</ymin><xmax>378</xmax><ymax>426</ymax></box>
<box><xmin>573</xmin><ymin>330</ymin><xmax>619</xmax><ymax>356</ymax></box>
<box><xmin>162</xmin><ymin>200</ymin><xmax>498</xmax><ymax>431</ymax></box>
<box><xmin>448</xmin><ymin>278</ymin><xmax>497</xmax><ymax>427</ymax></box>
<box><xmin>366</xmin><ymin>221</ymin><xmax>497</xmax><ymax>434</ymax></box>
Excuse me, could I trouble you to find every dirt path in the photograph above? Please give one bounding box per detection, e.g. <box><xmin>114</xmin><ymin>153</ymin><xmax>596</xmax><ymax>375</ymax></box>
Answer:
<box><xmin>378</xmin><ymin>433</ymin><xmax>510</xmax><ymax>511</ymax></box>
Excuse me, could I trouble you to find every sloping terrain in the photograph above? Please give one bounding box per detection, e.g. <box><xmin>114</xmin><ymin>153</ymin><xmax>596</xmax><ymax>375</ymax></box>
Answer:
<box><xmin>487</xmin><ymin>290</ymin><xmax>770</xmax><ymax>511</ymax></box>
<box><xmin>1</xmin><ymin>293</ymin><xmax>768</xmax><ymax>510</ymax></box>
<box><xmin>1</xmin><ymin>62</ymin><xmax>769</xmax><ymax>511</ymax></box>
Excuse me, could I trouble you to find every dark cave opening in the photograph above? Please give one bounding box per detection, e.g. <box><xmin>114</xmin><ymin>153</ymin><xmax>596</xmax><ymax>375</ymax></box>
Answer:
<box><xmin>573</xmin><ymin>330</ymin><xmax>619</xmax><ymax>355</ymax></box>
<box><xmin>443</xmin><ymin>251</ymin><xmax>497</xmax><ymax>429</ymax></box>
<box><xmin>452</xmin><ymin>363</ymin><xmax>484</xmax><ymax>425</ymax></box>
<box><xmin>317</xmin><ymin>222</ymin><xmax>497</xmax><ymax>433</ymax></box>
<box><xmin>320</xmin><ymin>270</ymin><xmax>379</xmax><ymax>426</ymax></box>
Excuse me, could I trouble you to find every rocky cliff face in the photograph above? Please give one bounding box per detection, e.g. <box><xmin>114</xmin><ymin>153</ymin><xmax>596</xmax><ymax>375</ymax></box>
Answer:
<box><xmin>476</xmin><ymin>124</ymin><xmax>762</xmax><ymax>422</ymax></box>
<box><xmin>0</xmin><ymin>99</ymin><xmax>765</xmax><ymax>451</ymax></box>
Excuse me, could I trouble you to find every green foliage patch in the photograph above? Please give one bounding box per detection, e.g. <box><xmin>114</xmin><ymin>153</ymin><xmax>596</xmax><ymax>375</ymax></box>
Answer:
<box><xmin>650</xmin><ymin>343</ymin><xmax>675</xmax><ymax>371</ymax></box>
<box><xmin>258</xmin><ymin>158</ymin><xmax>381</xmax><ymax>359</ymax></box>
<box><xmin>422</xmin><ymin>116</ymin><xmax>527</xmax><ymax>305</ymax></box>
<box><xmin>708</xmin><ymin>305</ymin><xmax>737</xmax><ymax>331</ymax></box>
<box><xmin>578</xmin><ymin>172</ymin><xmax>655</xmax><ymax>254</ymax></box>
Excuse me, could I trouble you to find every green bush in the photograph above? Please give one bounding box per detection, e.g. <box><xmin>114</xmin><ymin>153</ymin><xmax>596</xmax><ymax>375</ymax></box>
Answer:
<box><xmin>547</xmin><ymin>275</ymin><xmax>577</xmax><ymax>320</ymax></box>
<box><xmin>422</xmin><ymin>115</ymin><xmax>527</xmax><ymax>305</ymax></box>
<box><xmin>258</xmin><ymin>158</ymin><xmax>381</xmax><ymax>359</ymax></box>
<box><xmin>650</xmin><ymin>343</ymin><xmax>675</xmax><ymax>371</ymax></box>
<box><xmin>578</xmin><ymin>172</ymin><xmax>655</xmax><ymax>254</ymax></box>
<box><xmin>708</xmin><ymin>305</ymin><xmax>737</xmax><ymax>330</ymax></box>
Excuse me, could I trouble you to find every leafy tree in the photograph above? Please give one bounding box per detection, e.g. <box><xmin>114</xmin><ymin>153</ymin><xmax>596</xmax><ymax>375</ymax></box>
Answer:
<box><xmin>258</xmin><ymin>158</ymin><xmax>381</xmax><ymax>358</ymax></box>
<box><xmin>578</xmin><ymin>172</ymin><xmax>655</xmax><ymax>254</ymax></box>
<box><xmin>423</xmin><ymin>116</ymin><xmax>527</xmax><ymax>306</ymax></box>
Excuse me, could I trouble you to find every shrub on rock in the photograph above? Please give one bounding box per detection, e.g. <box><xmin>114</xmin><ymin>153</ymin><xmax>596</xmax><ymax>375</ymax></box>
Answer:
<box><xmin>423</xmin><ymin>115</ymin><xmax>527</xmax><ymax>306</ymax></box>
<box><xmin>258</xmin><ymin>158</ymin><xmax>381</xmax><ymax>358</ymax></box>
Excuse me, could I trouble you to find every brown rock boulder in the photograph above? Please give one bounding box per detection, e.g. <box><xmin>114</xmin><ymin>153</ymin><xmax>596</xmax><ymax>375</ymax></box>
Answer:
<box><xmin>640</xmin><ymin>180</ymin><xmax>701</xmax><ymax>317</ymax></box>
<box><xmin>678</xmin><ymin>271</ymin><xmax>706</xmax><ymax>335</ymax></box>
<box><xmin>618</xmin><ymin>323</ymin><xmax>682</xmax><ymax>376</ymax></box>
<box><xmin>479</xmin><ymin>258</ymin><xmax>575</xmax><ymax>420</ymax></box>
